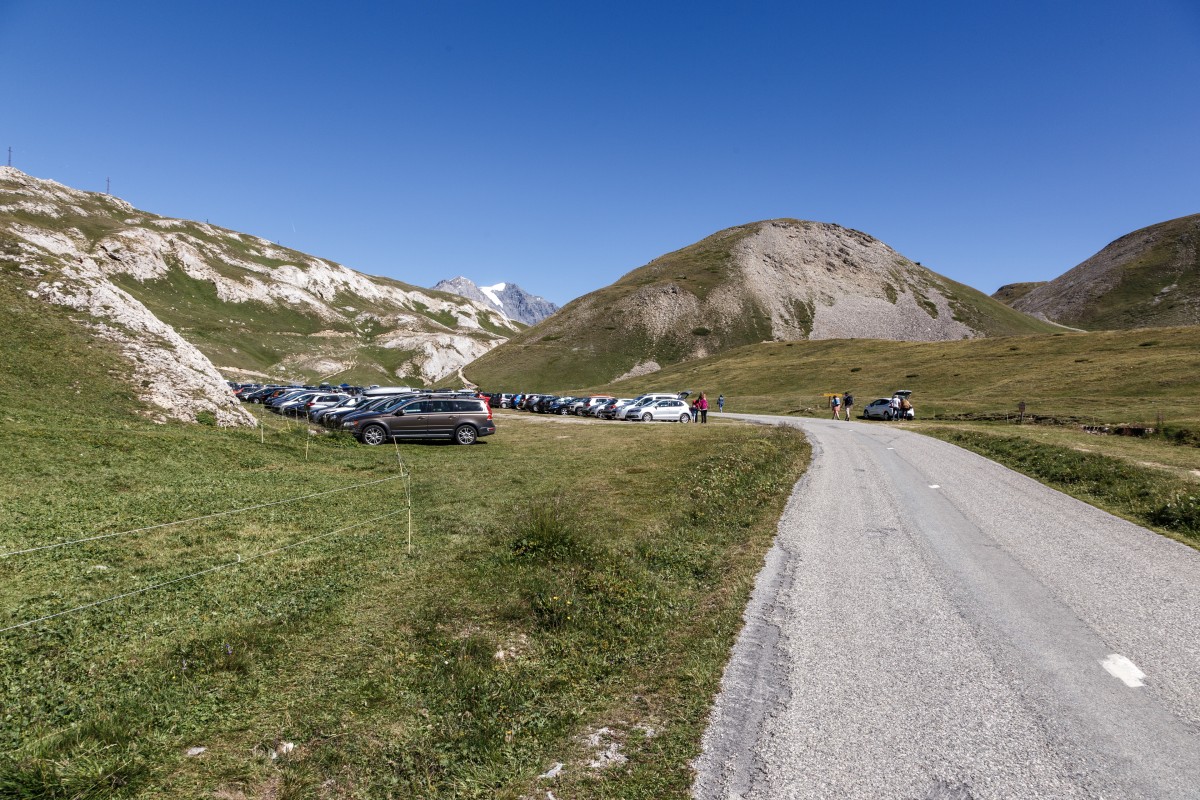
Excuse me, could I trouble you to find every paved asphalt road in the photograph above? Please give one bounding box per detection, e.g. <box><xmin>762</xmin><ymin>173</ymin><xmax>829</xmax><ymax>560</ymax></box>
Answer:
<box><xmin>692</xmin><ymin>415</ymin><xmax>1200</xmax><ymax>800</ymax></box>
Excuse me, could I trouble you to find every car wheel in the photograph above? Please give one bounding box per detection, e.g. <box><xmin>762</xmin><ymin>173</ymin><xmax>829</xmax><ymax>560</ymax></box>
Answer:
<box><xmin>454</xmin><ymin>424</ymin><xmax>478</xmax><ymax>445</ymax></box>
<box><xmin>559</xmin><ymin>408</ymin><xmax>570</xmax><ymax>416</ymax></box>
<box><xmin>641</xmin><ymin>412</ymin><xmax>652</xmax><ymax>422</ymax></box>
<box><xmin>679</xmin><ymin>413</ymin><xmax>690</xmax><ymax>423</ymax></box>
<box><xmin>361</xmin><ymin>424</ymin><xmax>388</xmax><ymax>446</ymax></box>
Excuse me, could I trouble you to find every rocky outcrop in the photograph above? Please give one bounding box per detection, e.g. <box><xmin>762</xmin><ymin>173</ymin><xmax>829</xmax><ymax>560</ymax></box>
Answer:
<box><xmin>1</xmin><ymin>168</ymin><xmax>519</xmax><ymax>415</ymax></box>
<box><xmin>25</xmin><ymin>257</ymin><xmax>256</xmax><ymax>426</ymax></box>
<box><xmin>723</xmin><ymin>220</ymin><xmax>976</xmax><ymax>341</ymax></box>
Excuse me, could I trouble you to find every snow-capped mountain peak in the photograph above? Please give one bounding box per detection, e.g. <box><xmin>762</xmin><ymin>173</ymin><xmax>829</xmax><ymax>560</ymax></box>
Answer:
<box><xmin>433</xmin><ymin>277</ymin><xmax>558</xmax><ymax>326</ymax></box>
<box><xmin>480</xmin><ymin>283</ymin><xmax>505</xmax><ymax>309</ymax></box>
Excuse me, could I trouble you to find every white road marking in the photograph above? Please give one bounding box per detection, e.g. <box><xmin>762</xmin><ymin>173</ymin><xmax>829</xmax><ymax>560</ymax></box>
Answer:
<box><xmin>887</xmin><ymin>447</ymin><xmax>895</xmax><ymax>450</ymax></box>
<box><xmin>1101</xmin><ymin>654</ymin><xmax>1146</xmax><ymax>687</ymax></box>
<box><xmin>929</xmin><ymin>484</ymin><xmax>940</xmax><ymax>489</ymax></box>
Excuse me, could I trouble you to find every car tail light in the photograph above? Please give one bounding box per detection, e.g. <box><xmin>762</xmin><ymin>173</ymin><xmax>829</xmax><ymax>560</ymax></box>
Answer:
<box><xmin>487</xmin><ymin>404</ymin><xmax>493</xmax><ymax>420</ymax></box>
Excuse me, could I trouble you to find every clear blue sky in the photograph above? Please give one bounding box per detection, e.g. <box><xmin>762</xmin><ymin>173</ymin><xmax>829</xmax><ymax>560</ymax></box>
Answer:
<box><xmin>4</xmin><ymin>0</ymin><xmax>1198</xmax><ymax>305</ymax></box>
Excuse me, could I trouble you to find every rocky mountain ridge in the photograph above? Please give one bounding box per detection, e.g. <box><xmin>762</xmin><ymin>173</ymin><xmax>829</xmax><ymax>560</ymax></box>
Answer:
<box><xmin>432</xmin><ymin>276</ymin><xmax>558</xmax><ymax>325</ymax></box>
<box><xmin>1008</xmin><ymin>213</ymin><xmax>1200</xmax><ymax>330</ymax></box>
<box><xmin>465</xmin><ymin>219</ymin><xmax>1058</xmax><ymax>390</ymax></box>
<box><xmin>0</xmin><ymin>167</ymin><xmax>518</xmax><ymax>424</ymax></box>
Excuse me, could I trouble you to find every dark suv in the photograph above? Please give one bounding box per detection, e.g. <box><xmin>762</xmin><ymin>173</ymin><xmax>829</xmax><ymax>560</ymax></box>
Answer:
<box><xmin>350</xmin><ymin>396</ymin><xmax>496</xmax><ymax>446</ymax></box>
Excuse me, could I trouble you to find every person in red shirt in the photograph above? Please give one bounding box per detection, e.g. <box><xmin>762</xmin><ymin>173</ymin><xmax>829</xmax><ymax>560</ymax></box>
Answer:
<box><xmin>697</xmin><ymin>392</ymin><xmax>710</xmax><ymax>423</ymax></box>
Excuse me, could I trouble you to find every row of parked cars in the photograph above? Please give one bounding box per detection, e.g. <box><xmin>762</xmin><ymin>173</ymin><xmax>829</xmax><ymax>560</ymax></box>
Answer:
<box><xmin>480</xmin><ymin>391</ymin><xmax>696</xmax><ymax>423</ymax></box>
<box><xmin>228</xmin><ymin>383</ymin><xmax>496</xmax><ymax>445</ymax></box>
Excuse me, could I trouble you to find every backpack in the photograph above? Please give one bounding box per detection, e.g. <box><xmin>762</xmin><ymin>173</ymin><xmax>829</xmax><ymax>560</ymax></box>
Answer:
<box><xmin>832</xmin><ymin>396</ymin><xmax>840</xmax><ymax>407</ymax></box>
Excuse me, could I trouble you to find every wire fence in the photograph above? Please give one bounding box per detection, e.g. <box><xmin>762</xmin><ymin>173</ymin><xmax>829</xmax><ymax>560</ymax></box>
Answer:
<box><xmin>2</xmin><ymin>457</ymin><xmax>415</xmax><ymax>635</ymax></box>
<box><xmin>0</xmin><ymin>474</ymin><xmax>407</xmax><ymax>559</ymax></box>
<box><xmin>0</xmin><ymin>508</ymin><xmax>408</xmax><ymax>634</ymax></box>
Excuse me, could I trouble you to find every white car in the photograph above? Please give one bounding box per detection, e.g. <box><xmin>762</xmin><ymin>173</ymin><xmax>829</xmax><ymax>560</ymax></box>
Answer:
<box><xmin>617</xmin><ymin>394</ymin><xmax>678</xmax><ymax>420</ymax></box>
<box><xmin>597</xmin><ymin>398</ymin><xmax>634</xmax><ymax>419</ymax></box>
<box><xmin>628</xmin><ymin>398</ymin><xmax>691</xmax><ymax>423</ymax></box>
<box><xmin>861</xmin><ymin>398</ymin><xmax>895</xmax><ymax>420</ymax></box>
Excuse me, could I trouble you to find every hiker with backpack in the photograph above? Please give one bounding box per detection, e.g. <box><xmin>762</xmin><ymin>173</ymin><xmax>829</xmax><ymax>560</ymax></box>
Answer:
<box><xmin>842</xmin><ymin>391</ymin><xmax>854</xmax><ymax>420</ymax></box>
<box><xmin>830</xmin><ymin>393</ymin><xmax>842</xmax><ymax>421</ymax></box>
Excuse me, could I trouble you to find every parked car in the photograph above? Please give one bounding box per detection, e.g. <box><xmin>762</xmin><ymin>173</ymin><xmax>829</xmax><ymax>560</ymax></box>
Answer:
<box><xmin>311</xmin><ymin>395</ymin><xmax>361</xmax><ymax>425</ymax></box>
<box><xmin>548</xmin><ymin>397</ymin><xmax>576</xmax><ymax>415</ymax></box>
<box><xmin>321</xmin><ymin>395</ymin><xmax>400</xmax><ymax>429</ymax></box>
<box><xmin>338</xmin><ymin>393</ymin><xmax>420</xmax><ymax>428</ymax></box>
<box><xmin>296</xmin><ymin>393</ymin><xmax>349</xmax><ymax>420</ymax></box>
<box><xmin>597</xmin><ymin>398</ymin><xmax>634</xmax><ymax>419</ymax></box>
<box><xmin>861</xmin><ymin>398</ymin><xmax>895</xmax><ymax>420</ymax></box>
<box><xmin>575</xmin><ymin>396</ymin><xmax>614</xmax><ymax>416</ymax></box>
<box><xmin>861</xmin><ymin>390</ymin><xmax>915</xmax><ymax>420</ymax></box>
<box><xmin>272</xmin><ymin>391</ymin><xmax>318</xmax><ymax>414</ymax></box>
<box><xmin>361</xmin><ymin>385</ymin><xmax>417</xmax><ymax>399</ymax></box>
<box><xmin>291</xmin><ymin>393</ymin><xmax>341</xmax><ymax>418</ymax></box>
<box><xmin>616</xmin><ymin>393</ymin><xmax>681</xmax><ymax>420</ymax></box>
<box><xmin>628</xmin><ymin>398</ymin><xmax>691</xmax><ymax>423</ymax></box>
<box><xmin>350</xmin><ymin>396</ymin><xmax>496</xmax><ymax>446</ymax></box>
<box><xmin>243</xmin><ymin>386</ymin><xmax>285</xmax><ymax>403</ymax></box>
<box><xmin>264</xmin><ymin>388</ymin><xmax>308</xmax><ymax>409</ymax></box>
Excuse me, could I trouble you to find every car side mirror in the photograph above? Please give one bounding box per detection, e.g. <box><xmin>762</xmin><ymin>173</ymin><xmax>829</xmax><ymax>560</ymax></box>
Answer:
<box><xmin>393</xmin><ymin>410</ymin><xmax>405</xmax><ymax>416</ymax></box>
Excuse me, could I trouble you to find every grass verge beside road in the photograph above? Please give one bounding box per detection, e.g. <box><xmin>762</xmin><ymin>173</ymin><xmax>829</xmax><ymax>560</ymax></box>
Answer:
<box><xmin>920</xmin><ymin>425</ymin><xmax>1200</xmax><ymax>548</ymax></box>
<box><xmin>0</xmin><ymin>410</ymin><xmax>808</xmax><ymax>798</ymax></box>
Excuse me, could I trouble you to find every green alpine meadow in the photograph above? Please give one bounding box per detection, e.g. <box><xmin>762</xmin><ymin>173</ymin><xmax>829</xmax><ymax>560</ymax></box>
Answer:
<box><xmin>0</xmin><ymin>260</ymin><xmax>810</xmax><ymax>798</ymax></box>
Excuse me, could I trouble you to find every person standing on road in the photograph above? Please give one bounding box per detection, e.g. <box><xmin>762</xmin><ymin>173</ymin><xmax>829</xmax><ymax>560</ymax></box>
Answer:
<box><xmin>842</xmin><ymin>391</ymin><xmax>854</xmax><ymax>420</ymax></box>
<box><xmin>889</xmin><ymin>394</ymin><xmax>901</xmax><ymax>420</ymax></box>
<box><xmin>698</xmin><ymin>392</ymin><xmax>709</xmax><ymax>424</ymax></box>
<box><xmin>830</xmin><ymin>393</ymin><xmax>842</xmax><ymax>420</ymax></box>
<box><xmin>717</xmin><ymin>394</ymin><xmax>724</xmax><ymax>413</ymax></box>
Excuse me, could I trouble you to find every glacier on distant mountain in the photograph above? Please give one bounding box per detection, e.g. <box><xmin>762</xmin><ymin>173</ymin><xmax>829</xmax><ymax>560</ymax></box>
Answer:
<box><xmin>433</xmin><ymin>277</ymin><xmax>558</xmax><ymax>325</ymax></box>
<box><xmin>480</xmin><ymin>282</ymin><xmax>505</xmax><ymax>309</ymax></box>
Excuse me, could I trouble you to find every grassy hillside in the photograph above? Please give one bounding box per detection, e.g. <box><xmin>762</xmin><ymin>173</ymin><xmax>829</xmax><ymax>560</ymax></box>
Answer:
<box><xmin>0</xmin><ymin>168</ymin><xmax>514</xmax><ymax>387</ymax></box>
<box><xmin>991</xmin><ymin>281</ymin><xmax>1047</xmax><ymax>305</ymax></box>
<box><xmin>466</xmin><ymin>227</ymin><xmax>758</xmax><ymax>390</ymax></box>
<box><xmin>926</xmin><ymin>273</ymin><xmax>1062</xmax><ymax>336</ymax></box>
<box><xmin>1070</xmin><ymin>214</ymin><xmax>1200</xmax><ymax>329</ymax></box>
<box><xmin>596</xmin><ymin>326</ymin><xmax>1200</xmax><ymax>426</ymax></box>
<box><xmin>1014</xmin><ymin>213</ymin><xmax>1200</xmax><ymax>330</ymax></box>
<box><xmin>466</xmin><ymin>220</ymin><xmax>1058</xmax><ymax>390</ymax></box>
<box><xmin>0</xmin><ymin>245</ymin><xmax>142</xmax><ymax>422</ymax></box>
